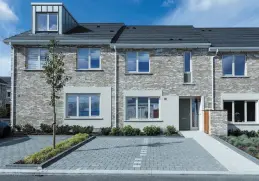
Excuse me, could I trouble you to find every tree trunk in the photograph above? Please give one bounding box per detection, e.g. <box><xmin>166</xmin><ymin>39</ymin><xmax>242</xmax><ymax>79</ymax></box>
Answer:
<box><xmin>53</xmin><ymin>93</ymin><xmax>56</xmax><ymax>149</ymax></box>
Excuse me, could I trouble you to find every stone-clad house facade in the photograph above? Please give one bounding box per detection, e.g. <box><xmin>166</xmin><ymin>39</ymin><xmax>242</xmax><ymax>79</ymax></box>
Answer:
<box><xmin>4</xmin><ymin>3</ymin><xmax>259</xmax><ymax>135</ymax></box>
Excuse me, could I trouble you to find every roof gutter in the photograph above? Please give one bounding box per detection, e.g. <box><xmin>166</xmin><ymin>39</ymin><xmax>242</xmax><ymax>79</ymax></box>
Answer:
<box><xmin>209</xmin><ymin>47</ymin><xmax>259</xmax><ymax>52</ymax></box>
<box><xmin>4</xmin><ymin>39</ymin><xmax>111</xmax><ymax>45</ymax></box>
<box><xmin>110</xmin><ymin>43</ymin><xmax>211</xmax><ymax>49</ymax></box>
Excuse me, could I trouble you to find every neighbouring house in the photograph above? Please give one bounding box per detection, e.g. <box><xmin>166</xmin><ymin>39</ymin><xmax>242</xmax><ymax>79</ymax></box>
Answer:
<box><xmin>0</xmin><ymin>77</ymin><xmax>11</xmax><ymax>117</ymax></box>
<box><xmin>3</xmin><ymin>2</ymin><xmax>259</xmax><ymax>135</ymax></box>
<box><xmin>0</xmin><ymin>78</ymin><xmax>7</xmax><ymax>111</ymax></box>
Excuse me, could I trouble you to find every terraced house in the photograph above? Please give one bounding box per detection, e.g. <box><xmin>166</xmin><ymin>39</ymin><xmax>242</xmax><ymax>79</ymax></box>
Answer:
<box><xmin>4</xmin><ymin>2</ymin><xmax>259</xmax><ymax>135</ymax></box>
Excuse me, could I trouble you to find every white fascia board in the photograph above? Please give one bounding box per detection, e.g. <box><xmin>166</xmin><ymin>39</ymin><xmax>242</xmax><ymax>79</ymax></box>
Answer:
<box><xmin>111</xmin><ymin>43</ymin><xmax>211</xmax><ymax>49</ymax></box>
<box><xmin>31</xmin><ymin>3</ymin><xmax>63</xmax><ymax>6</ymax></box>
<box><xmin>209</xmin><ymin>47</ymin><xmax>259</xmax><ymax>52</ymax></box>
<box><xmin>5</xmin><ymin>39</ymin><xmax>111</xmax><ymax>45</ymax></box>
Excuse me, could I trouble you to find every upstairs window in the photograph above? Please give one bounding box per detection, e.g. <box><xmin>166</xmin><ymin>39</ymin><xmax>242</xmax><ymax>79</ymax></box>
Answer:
<box><xmin>184</xmin><ymin>52</ymin><xmax>192</xmax><ymax>83</ymax></box>
<box><xmin>36</xmin><ymin>13</ymin><xmax>58</xmax><ymax>31</ymax></box>
<box><xmin>27</xmin><ymin>48</ymin><xmax>48</xmax><ymax>70</ymax></box>
<box><xmin>222</xmin><ymin>55</ymin><xmax>246</xmax><ymax>76</ymax></box>
<box><xmin>127</xmin><ymin>52</ymin><xmax>150</xmax><ymax>73</ymax></box>
<box><xmin>77</xmin><ymin>48</ymin><xmax>101</xmax><ymax>70</ymax></box>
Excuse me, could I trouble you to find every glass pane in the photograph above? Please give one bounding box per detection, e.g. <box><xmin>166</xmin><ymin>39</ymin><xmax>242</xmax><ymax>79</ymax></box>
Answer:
<box><xmin>192</xmin><ymin>98</ymin><xmax>200</xmax><ymax>127</ymax></box>
<box><xmin>90</xmin><ymin>49</ymin><xmax>100</xmax><ymax>68</ymax></box>
<box><xmin>67</xmin><ymin>95</ymin><xmax>77</xmax><ymax>117</ymax></box>
<box><xmin>150</xmin><ymin>98</ymin><xmax>159</xmax><ymax>119</ymax></box>
<box><xmin>77</xmin><ymin>49</ymin><xmax>89</xmax><ymax>69</ymax></box>
<box><xmin>224</xmin><ymin>102</ymin><xmax>232</xmax><ymax>122</ymax></box>
<box><xmin>126</xmin><ymin>98</ymin><xmax>136</xmax><ymax>120</ymax></box>
<box><xmin>234</xmin><ymin>101</ymin><xmax>244</xmax><ymax>122</ymax></box>
<box><xmin>184</xmin><ymin>52</ymin><xmax>191</xmax><ymax>72</ymax></box>
<box><xmin>79</xmin><ymin>95</ymin><xmax>89</xmax><ymax>116</ymax></box>
<box><xmin>127</xmin><ymin>52</ymin><xmax>137</xmax><ymax>72</ymax></box>
<box><xmin>49</xmin><ymin>14</ymin><xmax>58</xmax><ymax>31</ymax></box>
<box><xmin>27</xmin><ymin>48</ymin><xmax>39</xmax><ymax>69</ymax></box>
<box><xmin>222</xmin><ymin>55</ymin><xmax>233</xmax><ymax>75</ymax></box>
<box><xmin>138</xmin><ymin>97</ymin><xmax>148</xmax><ymax>119</ymax></box>
<box><xmin>40</xmin><ymin>49</ymin><xmax>48</xmax><ymax>69</ymax></box>
<box><xmin>138</xmin><ymin>52</ymin><xmax>149</xmax><ymax>72</ymax></box>
<box><xmin>36</xmin><ymin>14</ymin><xmax>47</xmax><ymax>31</ymax></box>
<box><xmin>247</xmin><ymin>102</ymin><xmax>256</xmax><ymax>122</ymax></box>
<box><xmin>91</xmin><ymin>95</ymin><xmax>100</xmax><ymax>116</ymax></box>
<box><xmin>234</xmin><ymin>55</ymin><xmax>245</xmax><ymax>76</ymax></box>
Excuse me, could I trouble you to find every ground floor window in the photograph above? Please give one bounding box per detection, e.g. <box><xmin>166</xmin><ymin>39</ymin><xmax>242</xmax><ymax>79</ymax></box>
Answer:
<box><xmin>66</xmin><ymin>94</ymin><xmax>100</xmax><ymax>118</ymax></box>
<box><xmin>223</xmin><ymin>101</ymin><xmax>256</xmax><ymax>122</ymax></box>
<box><xmin>126</xmin><ymin>97</ymin><xmax>159</xmax><ymax>120</ymax></box>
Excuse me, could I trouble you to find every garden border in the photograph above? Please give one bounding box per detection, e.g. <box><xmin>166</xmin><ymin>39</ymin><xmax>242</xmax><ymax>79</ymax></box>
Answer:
<box><xmin>5</xmin><ymin>136</ymin><xmax>96</xmax><ymax>169</ymax></box>
<box><xmin>213</xmin><ymin>136</ymin><xmax>259</xmax><ymax>166</ymax></box>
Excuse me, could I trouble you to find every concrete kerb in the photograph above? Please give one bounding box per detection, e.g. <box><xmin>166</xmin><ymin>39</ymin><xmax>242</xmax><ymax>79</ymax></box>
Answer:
<box><xmin>5</xmin><ymin>136</ymin><xmax>96</xmax><ymax>169</ymax></box>
<box><xmin>1</xmin><ymin>169</ymin><xmax>259</xmax><ymax>176</ymax></box>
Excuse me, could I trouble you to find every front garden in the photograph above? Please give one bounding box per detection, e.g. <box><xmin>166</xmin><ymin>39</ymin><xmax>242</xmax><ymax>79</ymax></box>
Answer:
<box><xmin>220</xmin><ymin>129</ymin><xmax>259</xmax><ymax>159</ymax></box>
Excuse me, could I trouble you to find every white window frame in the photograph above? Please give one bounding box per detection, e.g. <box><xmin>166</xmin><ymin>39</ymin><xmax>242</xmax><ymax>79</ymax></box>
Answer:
<box><xmin>183</xmin><ymin>52</ymin><xmax>192</xmax><ymax>83</ymax></box>
<box><xmin>224</xmin><ymin>100</ymin><xmax>256</xmax><ymax>123</ymax></box>
<box><xmin>77</xmin><ymin>48</ymin><xmax>101</xmax><ymax>70</ymax></box>
<box><xmin>126</xmin><ymin>97</ymin><xmax>160</xmax><ymax>120</ymax></box>
<box><xmin>36</xmin><ymin>13</ymin><xmax>58</xmax><ymax>32</ymax></box>
<box><xmin>26</xmin><ymin>48</ymin><xmax>48</xmax><ymax>70</ymax></box>
<box><xmin>222</xmin><ymin>55</ymin><xmax>247</xmax><ymax>76</ymax></box>
<box><xmin>66</xmin><ymin>94</ymin><xmax>101</xmax><ymax>118</ymax></box>
<box><xmin>126</xmin><ymin>52</ymin><xmax>150</xmax><ymax>73</ymax></box>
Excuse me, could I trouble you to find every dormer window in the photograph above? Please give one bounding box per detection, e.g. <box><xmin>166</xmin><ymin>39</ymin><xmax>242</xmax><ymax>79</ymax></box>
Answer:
<box><xmin>36</xmin><ymin>13</ymin><xmax>58</xmax><ymax>32</ymax></box>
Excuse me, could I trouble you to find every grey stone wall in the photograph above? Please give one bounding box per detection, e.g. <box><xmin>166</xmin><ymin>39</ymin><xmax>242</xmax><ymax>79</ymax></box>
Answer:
<box><xmin>210</xmin><ymin>110</ymin><xmax>228</xmax><ymax>136</ymax></box>
<box><xmin>13</xmin><ymin>46</ymin><xmax>115</xmax><ymax>127</ymax></box>
<box><xmin>214</xmin><ymin>53</ymin><xmax>259</xmax><ymax>110</ymax></box>
<box><xmin>117</xmin><ymin>48</ymin><xmax>213</xmax><ymax>127</ymax></box>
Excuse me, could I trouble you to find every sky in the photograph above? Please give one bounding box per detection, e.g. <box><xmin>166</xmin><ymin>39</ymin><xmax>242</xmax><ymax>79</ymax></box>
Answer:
<box><xmin>1</xmin><ymin>0</ymin><xmax>259</xmax><ymax>76</ymax></box>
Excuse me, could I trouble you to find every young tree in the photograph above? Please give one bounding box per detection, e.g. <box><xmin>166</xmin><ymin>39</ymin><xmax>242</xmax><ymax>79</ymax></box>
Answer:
<box><xmin>43</xmin><ymin>40</ymin><xmax>70</xmax><ymax>149</ymax></box>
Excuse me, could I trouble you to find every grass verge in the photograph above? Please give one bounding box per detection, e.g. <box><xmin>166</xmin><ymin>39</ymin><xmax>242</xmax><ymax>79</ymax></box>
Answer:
<box><xmin>16</xmin><ymin>133</ymin><xmax>88</xmax><ymax>164</ymax></box>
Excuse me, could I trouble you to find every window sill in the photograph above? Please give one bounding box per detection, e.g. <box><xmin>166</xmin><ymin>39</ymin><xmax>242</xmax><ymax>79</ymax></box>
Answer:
<box><xmin>221</xmin><ymin>76</ymin><xmax>250</xmax><ymax>78</ymax></box>
<box><xmin>65</xmin><ymin>117</ymin><xmax>103</xmax><ymax>120</ymax></box>
<box><xmin>75</xmin><ymin>69</ymin><xmax>104</xmax><ymax>72</ymax></box>
<box><xmin>183</xmin><ymin>83</ymin><xmax>195</xmax><ymax>85</ymax></box>
<box><xmin>228</xmin><ymin>122</ymin><xmax>258</xmax><ymax>125</ymax></box>
<box><xmin>125</xmin><ymin>73</ymin><xmax>153</xmax><ymax>75</ymax></box>
<box><xmin>125</xmin><ymin>119</ymin><xmax>163</xmax><ymax>122</ymax></box>
<box><xmin>24</xmin><ymin>69</ymin><xmax>44</xmax><ymax>72</ymax></box>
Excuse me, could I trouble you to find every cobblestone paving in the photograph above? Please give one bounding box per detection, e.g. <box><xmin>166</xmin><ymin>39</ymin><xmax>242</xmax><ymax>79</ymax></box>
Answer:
<box><xmin>47</xmin><ymin>137</ymin><xmax>227</xmax><ymax>171</ymax></box>
<box><xmin>0</xmin><ymin>135</ymin><xmax>70</xmax><ymax>168</ymax></box>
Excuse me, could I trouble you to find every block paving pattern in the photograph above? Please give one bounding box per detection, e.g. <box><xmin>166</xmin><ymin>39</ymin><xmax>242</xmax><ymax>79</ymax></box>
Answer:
<box><xmin>47</xmin><ymin>137</ymin><xmax>226</xmax><ymax>171</ymax></box>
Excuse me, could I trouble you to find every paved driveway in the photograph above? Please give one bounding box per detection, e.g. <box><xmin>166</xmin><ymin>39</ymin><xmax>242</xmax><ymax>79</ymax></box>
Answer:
<box><xmin>48</xmin><ymin>137</ymin><xmax>226</xmax><ymax>171</ymax></box>
<box><xmin>0</xmin><ymin>135</ymin><xmax>70</xmax><ymax>168</ymax></box>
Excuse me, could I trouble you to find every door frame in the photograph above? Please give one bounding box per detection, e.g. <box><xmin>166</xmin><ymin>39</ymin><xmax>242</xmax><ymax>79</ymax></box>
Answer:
<box><xmin>179</xmin><ymin>97</ymin><xmax>200</xmax><ymax>130</ymax></box>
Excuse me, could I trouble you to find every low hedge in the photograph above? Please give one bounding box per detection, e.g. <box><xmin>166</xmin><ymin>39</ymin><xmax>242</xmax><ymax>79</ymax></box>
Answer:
<box><xmin>18</xmin><ymin>133</ymin><xmax>88</xmax><ymax>164</ymax></box>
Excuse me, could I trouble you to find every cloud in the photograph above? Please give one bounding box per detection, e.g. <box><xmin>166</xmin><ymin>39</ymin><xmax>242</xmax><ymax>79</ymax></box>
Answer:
<box><xmin>0</xmin><ymin>0</ymin><xmax>18</xmax><ymax>76</ymax></box>
<box><xmin>156</xmin><ymin>0</ymin><xmax>259</xmax><ymax>27</ymax></box>
<box><xmin>0</xmin><ymin>0</ymin><xmax>18</xmax><ymax>21</ymax></box>
<box><xmin>161</xmin><ymin>0</ymin><xmax>175</xmax><ymax>7</ymax></box>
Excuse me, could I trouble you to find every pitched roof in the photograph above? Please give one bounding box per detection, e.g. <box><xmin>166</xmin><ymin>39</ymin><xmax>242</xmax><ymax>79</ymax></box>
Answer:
<box><xmin>0</xmin><ymin>77</ymin><xmax>11</xmax><ymax>86</ymax></box>
<box><xmin>4</xmin><ymin>23</ymin><xmax>124</xmax><ymax>44</ymax></box>
<box><xmin>115</xmin><ymin>25</ymin><xmax>209</xmax><ymax>44</ymax></box>
<box><xmin>0</xmin><ymin>78</ymin><xmax>7</xmax><ymax>85</ymax></box>
<box><xmin>197</xmin><ymin>28</ymin><xmax>259</xmax><ymax>47</ymax></box>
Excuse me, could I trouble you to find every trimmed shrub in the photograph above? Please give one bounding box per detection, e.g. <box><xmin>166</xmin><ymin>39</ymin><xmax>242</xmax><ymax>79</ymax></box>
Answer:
<box><xmin>133</xmin><ymin>128</ymin><xmax>141</xmax><ymax>136</ymax></box>
<box><xmin>71</xmin><ymin>125</ymin><xmax>93</xmax><ymax>134</ymax></box>
<box><xmin>165</xmin><ymin>126</ymin><xmax>177</xmax><ymax>136</ymax></box>
<box><xmin>246</xmin><ymin>146</ymin><xmax>258</xmax><ymax>156</ymax></box>
<box><xmin>143</xmin><ymin>126</ymin><xmax>161</xmax><ymax>136</ymax></box>
<box><xmin>22</xmin><ymin>133</ymin><xmax>88</xmax><ymax>164</ymax></box>
<box><xmin>228</xmin><ymin>137</ymin><xmax>238</xmax><ymax>145</ymax></box>
<box><xmin>14</xmin><ymin>125</ymin><xmax>22</xmax><ymax>132</ymax></box>
<box><xmin>100</xmin><ymin>127</ymin><xmax>111</xmax><ymax>136</ymax></box>
<box><xmin>40</xmin><ymin>124</ymin><xmax>53</xmax><ymax>134</ymax></box>
<box><xmin>122</xmin><ymin>125</ymin><xmax>136</xmax><ymax>136</ymax></box>
<box><xmin>241</xmin><ymin>138</ymin><xmax>254</xmax><ymax>147</ymax></box>
<box><xmin>110</xmin><ymin>128</ymin><xmax>123</xmax><ymax>136</ymax></box>
<box><xmin>233</xmin><ymin>140</ymin><xmax>243</xmax><ymax>148</ymax></box>
<box><xmin>56</xmin><ymin>125</ymin><xmax>72</xmax><ymax>135</ymax></box>
<box><xmin>247</xmin><ymin>131</ymin><xmax>258</xmax><ymax>138</ymax></box>
<box><xmin>251</xmin><ymin>137</ymin><xmax>259</xmax><ymax>147</ymax></box>
<box><xmin>238</xmin><ymin>134</ymin><xmax>248</xmax><ymax>141</ymax></box>
<box><xmin>22</xmin><ymin>124</ymin><xmax>36</xmax><ymax>134</ymax></box>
